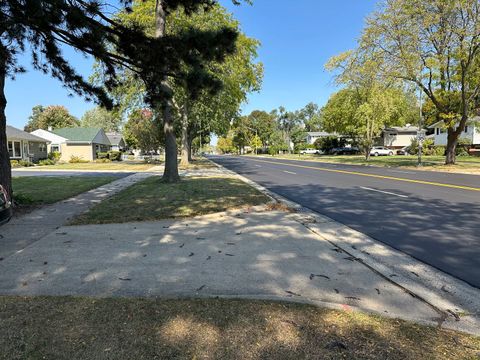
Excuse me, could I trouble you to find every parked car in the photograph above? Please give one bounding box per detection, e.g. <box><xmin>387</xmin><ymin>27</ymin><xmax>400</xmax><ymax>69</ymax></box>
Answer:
<box><xmin>396</xmin><ymin>146</ymin><xmax>411</xmax><ymax>155</ymax></box>
<box><xmin>329</xmin><ymin>147</ymin><xmax>360</xmax><ymax>155</ymax></box>
<box><xmin>370</xmin><ymin>146</ymin><xmax>394</xmax><ymax>156</ymax></box>
<box><xmin>0</xmin><ymin>185</ymin><xmax>12</xmax><ymax>226</ymax></box>
<box><xmin>299</xmin><ymin>148</ymin><xmax>321</xmax><ymax>155</ymax></box>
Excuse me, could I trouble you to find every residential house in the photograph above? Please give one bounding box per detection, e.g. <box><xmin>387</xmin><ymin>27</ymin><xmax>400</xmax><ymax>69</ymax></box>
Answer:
<box><xmin>6</xmin><ymin>125</ymin><xmax>48</xmax><ymax>162</ymax></box>
<box><xmin>31</xmin><ymin>127</ymin><xmax>111</xmax><ymax>162</ymax></box>
<box><xmin>106</xmin><ymin>132</ymin><xmax>126</xmax><ymax>152</ymax></box>
<box><xmin>381</xmin><ymin>125</ymin><xmax>418</xmax><ymax>148</ymax></box>
<box><xmin>428</xmin><ymin>117</ymin><xmax>480</xmax><ymax>146</ymax></box>
<box><xmin>306</xmin><ymin>131</ymin><xmax>338</xmax><ymax>145</ymax></box>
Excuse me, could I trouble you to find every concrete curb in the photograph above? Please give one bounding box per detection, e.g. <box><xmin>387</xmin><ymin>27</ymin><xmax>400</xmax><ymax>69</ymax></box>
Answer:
<box><xmin>209</xmin><ymin>157</ymin><xmax>480</xmax><ymax>335</ymax></box>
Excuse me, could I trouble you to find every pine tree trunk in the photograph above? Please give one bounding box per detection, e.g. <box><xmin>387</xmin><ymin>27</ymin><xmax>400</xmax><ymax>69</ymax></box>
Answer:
<box><xmin>155</xmin><ymin>0</ymin><xmax>179</xmax><ymax>182</ymax></box>
<box><xmin>445</xmin><ymin>130</ymin><xmax>457</xmax><ymax>165</ymax></box>
<box><xmin>180</xmin><ymin>107</ymin><xmax>189</xmax><ymax>167</ymax></box>
<box><xmin>0</xmin><ymin>50</ymin><xmax>12</xmax><ymax>202</ymax></box>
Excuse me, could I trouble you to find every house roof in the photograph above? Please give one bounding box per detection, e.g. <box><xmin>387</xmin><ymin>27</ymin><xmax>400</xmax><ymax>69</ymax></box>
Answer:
<box><xmin>384</xmin><ymin>126</ymin><xmax>419</xmax><ymax>133</ymax></box>
<box><xmin>106</xmin><ymin>132</ymin><xmax>124</xmax><ymax>146</ymax></box>
<box><xmin>428</xmin><ymin>116</ymin><xmax>480</xmax><ymax>129</ymax></box>
<box><xmin>6</xmin><ymin>125</ymin><xmax>49</xmax><ymax>143</ymax></box>
<box><xmin>307</xmin><ymin>131</ymin><xmax>336</xmax><ymax>137</ymax></box>
<box><xmin>31</xmin><ymin>129</ymin><xmax>68</xmax><ymax>144</ymax></box>
<box><xmin>52</xmin><ymin>127</ymin><xmax>103</xmax><ymax>143</ymax></box>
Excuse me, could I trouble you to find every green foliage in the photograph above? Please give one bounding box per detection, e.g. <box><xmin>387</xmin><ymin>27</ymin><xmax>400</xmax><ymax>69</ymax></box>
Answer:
<box><xmin>81</xmin><ymin>107</ymin><xmax>121</xmax><ymax>132</ymax></box>
<box><xmin>18</xmin><ymin>160</ymin><xmax>34</xmax><ymax>167</ymax></box>
<box><xmin>124</xmin><ymin>109</ymin><xmax>163</xmax><ymax>153</ymax></box>
<box><xmin>97</xmin><ymin>152</ymin><xmax>109</xmax><ymax>160</ymax></box>
<box><xmin>24</xmin><ymin>105</ymin><xmax>79</xmax><ymax>131</ymax></box>
<box><xmin>217</xmin><ymin>136</ymin><xmax>235</xmax><ymax>154</ymax></box>
<box><xmin>107</xmin><ymin>151</ymin><xmax>122</xmax><ymax>161</ymax></box>
<box><xmin>24</xmin><ymin>105</ymin><xmax>45</xmax><ymax>132</ymax></box>
<box><xmin>48</xmin><ymin>151</ymin><xmax>61</xmax><ymax>162</ymax></box>
<box><xmin>10</xmin><ymin>160</ymin><xmax>20</xmax><ymax>168</ymax></box>
<box><xmin>69</xmin><ymin>156</ymin><xmax>88</xmax><ymax>164</ymax></box>
<box><xmin>38</xmin><ymin>159</ymin><xmax>56</xmax><ymax>166</ymax></box>
<box><xmin>95</xmin><ymin>158</ymin><xmax>111</xmax><ymax>163</ymax></box>
<box><xmin>294</xmin><ymin>142</ymin><xmax>314</xmax><ymax>152</ymax></box>
<box><xmin>314</xmin><ymin>136</ymin><xmax>346</xmax><ymax>153</ymax></box>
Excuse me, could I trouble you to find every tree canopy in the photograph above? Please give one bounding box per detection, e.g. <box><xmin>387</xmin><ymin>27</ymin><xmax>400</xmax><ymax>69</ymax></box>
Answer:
<box><xmin>24</xmin><ymin>105</ymin><xmax>79</xmax><ymax>132</ymax></box>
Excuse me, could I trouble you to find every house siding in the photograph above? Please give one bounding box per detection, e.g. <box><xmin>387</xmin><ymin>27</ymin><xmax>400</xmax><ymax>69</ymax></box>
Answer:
<box><xmin>432</xmin><ymin>125</ymin><xmax>477</xmax><ymax>146</ymax></box>
<box><xmin>60</xmin><ymin>144</ymin><xmax>95</xmax><ymax>162</ymax></box>
<box><xmin>383</xmin><ymin>133</ymin><xmax>416</xmax><ymax>147</ymax></box>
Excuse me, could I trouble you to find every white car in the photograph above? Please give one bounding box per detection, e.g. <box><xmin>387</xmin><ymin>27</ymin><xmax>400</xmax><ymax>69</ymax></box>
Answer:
<box><xmin>299</xmin><ymin>148</ymin><xmax>321</xmax><ymax>155</ymax></box>
<box><xmin>370</xmin><ymin>146</ymin><xmax>394</xmax><ymax>156</ymax></box>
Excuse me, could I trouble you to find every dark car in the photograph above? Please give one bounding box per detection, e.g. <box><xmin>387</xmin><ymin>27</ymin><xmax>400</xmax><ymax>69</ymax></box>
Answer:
<box><xmin>329</xmin><ymin>147</ymin><xmax>360</xmax><ymax>155</ymax></box>
<box><xmin>0</xmin><ymin>185</ymin><xmax>12</xmax><ymax>226</ymax></box>
<box><xmin>396</xmin><ymin>146</ymin><xmax>411</xmax><ymax>155</ymax></box>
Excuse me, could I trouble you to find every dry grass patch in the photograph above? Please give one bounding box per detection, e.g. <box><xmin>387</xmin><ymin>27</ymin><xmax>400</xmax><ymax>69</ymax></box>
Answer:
<box><xmin>71</xmin><ymin>176</ymin><xmax>270</xmax><ymax>224</ymax></box>
<box><xmin>0</xmin><ymin>296</ymin><xmax>478</xmax><ymax>360</ymax></box>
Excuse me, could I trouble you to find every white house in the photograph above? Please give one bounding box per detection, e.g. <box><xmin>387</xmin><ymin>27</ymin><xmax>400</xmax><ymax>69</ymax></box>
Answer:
<box><xmin>428</xmin><ymin>117</ymin><xmax>480</xmax><ymax>146</ymax></box>
<box><xmin>31</xmin><ymin>128</ymin><xmax>68</xmax><ymax>154</ymax></box>
<box><xmin>306</xmin><ymin>132</ymin><xmax>338</xmax><ymax>145</ymax></box>
<box><xmin>381</xmin><ymin>126</ymin><xmax>418</xmax><ymax>148</ymax></box>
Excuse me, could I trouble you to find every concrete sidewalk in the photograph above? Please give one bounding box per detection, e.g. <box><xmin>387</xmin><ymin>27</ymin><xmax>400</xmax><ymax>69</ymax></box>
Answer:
<box><xmin>0</xmin><ymin>208</ymin><xmax>473</xmax><ymax>333</ymax></box>
<box><xmin>0</xmin><ymin>172</ymin><xmax>152</xmax><ymax>260</ymax></box>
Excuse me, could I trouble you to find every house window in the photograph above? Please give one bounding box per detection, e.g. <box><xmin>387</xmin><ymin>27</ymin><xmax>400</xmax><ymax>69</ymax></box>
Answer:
<box><xmin>51</xmin><ymin>145</ymin><xmax>60</xmax><ymax>153</ymax></box>
<box><xmin>39</xmin><ymin>143</ymin><xmax>46</xmax><ymax>152</ymax></box>
<box><xmin>464</xmin><ymin>126</ymin><xmax>468</xmax><ymax>133</ymax></box>
<box><xmin>7</xmin><ymin>141</ymin><xmax>22</xmax><ymax>158</ymax></box>
<box><xmin>436</xmin><ymin>128</ymin><xmax>440</xmax><ymax>135</ymax></box>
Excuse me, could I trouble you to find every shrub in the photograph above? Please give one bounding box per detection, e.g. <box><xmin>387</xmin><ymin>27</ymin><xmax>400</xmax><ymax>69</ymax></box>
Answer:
<box><xmin>107</xmin><ymin>150</ymin><xmax>122</xmax><ymax>161</ymax></box>
<box><xmin>95</xmin><ymin>158</ymin><xmax>111</xmax><ymax>163</ymax></box>
<box><xmin>314</xmin><ymin>136</ymin><xmax>346</xmax><ymax>153</ymax></box>
<box><xmin>127</xmin><ymin>155</ymin><xmax>135</xmax><ymax>161</ymax></box>
<box><xmin>18</xmin><ymin>160</ymin><xmax>34</xmax><ymax>167</ymax></box>
<box><xmin>432</xmin><ymin>146</ymin><xmax>445</xmax><ymax>156</ymax></box>
<box><xmin>97</xmin><ymin>152</ymin><xmax>109</xmax><ymax>160</ymax></box>
<box><xmin>38</xmin><ymin>159</ymin><xmax>56</xmax><ymax>166</ymax></box>
<box><xmin>10</xmin><ymin>160</ymin><xmax>20</xmax><ymax>168</ymax></box>
<box><xmin>268</xmin><ymin>146</ymin><xmax>278</xmax><ymax>156</ymax></box>
<box><xmin>69</xmin><ymin>155</ymin><xmax>88</xmax><ymax>163</ymax></box>
<box><xmin>48</xmin><ymin>151</ymin><xmax>61</xmax><ymax>162</ymax></box>
<box><xmin>456</xmin><ymin>138</ymin><xmax>471</xmax><ymax>157</ymax></box>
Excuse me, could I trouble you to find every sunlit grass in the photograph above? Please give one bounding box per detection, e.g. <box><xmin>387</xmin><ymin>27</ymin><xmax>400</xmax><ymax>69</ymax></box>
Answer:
<box><xmin>71</xmin><ymin>176</ymin><xmax>270</xmax><ymax>225</ymax></box>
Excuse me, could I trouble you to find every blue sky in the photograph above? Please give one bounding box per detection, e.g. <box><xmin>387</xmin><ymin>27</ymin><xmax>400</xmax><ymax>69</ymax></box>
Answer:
<box><xmin>6</xmin><ymin>0</ymin><xmax>377</xmax><ymax>129</ymax></box>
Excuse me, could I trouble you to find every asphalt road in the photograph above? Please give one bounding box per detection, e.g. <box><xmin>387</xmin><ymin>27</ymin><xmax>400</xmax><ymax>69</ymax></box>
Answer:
<box><xmin>209</xmin><ymin>155</ymin><xmax>480</xmax><ymax>288</ymax></box>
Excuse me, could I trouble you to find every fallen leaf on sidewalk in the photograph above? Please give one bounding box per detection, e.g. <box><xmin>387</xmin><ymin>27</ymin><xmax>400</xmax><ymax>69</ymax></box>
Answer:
<box><xmin>345</xmin><ymin>296</ymin><xmax>361</xmax><ymax>301</ymax></box>
<box><xmin>309</xmin><ymin>274</ymin><xmax>330</xmax><ymax>280</ymax></box>
<box><xmin>196</xmin><ymin>285</ymin><xmax>206</xmax><ymax>291</ymax></box>
<box><xmin>285</xmin><ymin>290</ymin><xmax>301</xmax><ymax>297</ymax></box>
<box><xmin>188</xmin><ymin>252</ymin><xmax>194</xmax><ymax>257</ymax></box>
<box><xmin>118</xmin><ymin>277</ymin><xmax>131</xmax><ymax>281</ymax></box>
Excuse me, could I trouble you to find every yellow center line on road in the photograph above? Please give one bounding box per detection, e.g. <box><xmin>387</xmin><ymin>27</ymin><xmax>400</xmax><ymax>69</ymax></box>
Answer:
<box><xmin>243</xmin><ymin>157</ymin><xmax>480</xmax><ymax>193</ymax></box>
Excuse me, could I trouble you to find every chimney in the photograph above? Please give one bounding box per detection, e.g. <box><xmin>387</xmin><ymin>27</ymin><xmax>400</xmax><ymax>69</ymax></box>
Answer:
<box><xmin>48</xmin><ymin>126</ymin><xmax>52</xmax><ymax>132</ymax></box>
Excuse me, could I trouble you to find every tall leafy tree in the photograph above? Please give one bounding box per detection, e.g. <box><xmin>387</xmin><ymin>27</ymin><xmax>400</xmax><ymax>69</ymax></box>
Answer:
<box><xmin>24</xmin><ymin>105</ymin><xmax>79</xmax><ymax>131</ymax></box>
<box><xmin>110</xmin><ymin>0</ymin><xmax>244</xmax><ymax>182</ymax></box>
<box><xmin>358</xmin><ymin>0</ymin><xmax>480</xmax><ymax>164</ymax></box>
<box><xmin>24</xmin><ymin>105</ymin><xmax>45</xmax><ymax>132</ymax></box>
<box><xmin>81</xmin><ymin>107</ymin><xmax>121</xmax><ymax>132</ymax></box>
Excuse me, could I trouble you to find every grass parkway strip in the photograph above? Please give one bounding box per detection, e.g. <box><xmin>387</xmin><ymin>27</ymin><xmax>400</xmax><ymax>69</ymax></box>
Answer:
<box><xmin>244</xmin><ymin>157</ymin><xmax>480</xmax><ymax>192</ymax></box>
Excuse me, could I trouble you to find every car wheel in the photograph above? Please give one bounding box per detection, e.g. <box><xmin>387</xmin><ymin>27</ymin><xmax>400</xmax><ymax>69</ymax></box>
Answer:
<box><xmin>388</xmin><ymin>151</ymin><xmax>393</xmax><ymax>156</ymax></box>
<box><xmin>374</xmin><ymin>152</ymin><xmax>379</xmax><ymax>156</ymax></box>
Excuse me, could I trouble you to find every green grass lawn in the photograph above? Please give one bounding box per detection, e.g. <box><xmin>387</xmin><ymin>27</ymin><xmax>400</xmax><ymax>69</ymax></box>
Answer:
<box><xmin>13</xmin><ymin>176</ymin><xmax>119</xmax><ymax>205</ymax></box>
<box><xmin>255</xmin><ymin>154</ymin><xmax>480</xmax><ymax>171</ymax></box>
<box><xmin>0</xmin><ymin>296</ymin><xmax>477</xmax><ymax>360</ymax></box>
<box><xmin>71</xmin><ymin>176</ymin><xmax>270</xmax><ymax>225</ymax></box>
<box><xmin>38</xmin><ymin>161</ymin><xmax>156</xmax><ymax>171</ymax></box>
